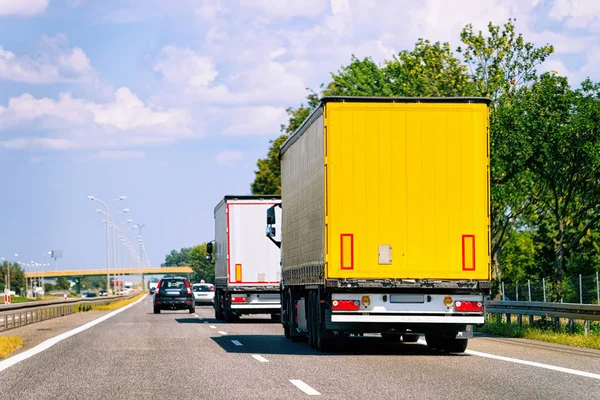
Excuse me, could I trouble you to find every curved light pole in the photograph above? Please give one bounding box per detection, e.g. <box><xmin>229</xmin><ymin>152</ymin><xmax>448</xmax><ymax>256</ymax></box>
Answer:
<box><xmin>88</xmin><ymin>195</ymin><xmax>126</xmax><ymax>294</ymax></box>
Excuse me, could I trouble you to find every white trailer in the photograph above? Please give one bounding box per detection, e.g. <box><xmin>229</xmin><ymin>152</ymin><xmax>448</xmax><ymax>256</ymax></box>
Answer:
<box><xmin>209</xmin><ymin>195</ymin><xmax>282</xmax><ymax>322</ymax></box>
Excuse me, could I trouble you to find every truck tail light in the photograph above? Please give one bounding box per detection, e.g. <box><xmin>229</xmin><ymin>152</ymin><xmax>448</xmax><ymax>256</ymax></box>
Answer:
<box><xmin>332</xmin><ymin>300</ymin><xmax>360</xmax><ymax>311</ymax></box>
<box><xmin>232</xmin><ymin>296</ymin><xmax>246</xmax><ymax>303</ymax></box>
<box><xmin>455</xmin><ymin>301</ymin><xmax>483</xmax><ymax>312</ymax></box>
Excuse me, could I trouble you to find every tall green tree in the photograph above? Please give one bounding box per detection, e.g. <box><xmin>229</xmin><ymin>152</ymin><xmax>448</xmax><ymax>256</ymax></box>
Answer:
<box><xmin>162</xmin><ymin>247</ymin><xmax>192</xmax><ymax>266</ymax></box>
<box><xmin>0</xmin><ymin>261</ymin><xmax>25</xmax><ymax>294</ymax></box>
<box><xmin>250</xmin><ymin>91</ymin><xmax>319</xmax><ymax>195</ymax></box>
<box><xmin>55</xmin><ymin>277</ymin><xmax>70</xmax><ymax>290</ymax></box>
<box><xmin>458</xmin><ymin>18</ymin><xmax>554</xmax><ymax>101</ymax></box>
<box><xmin>189</xmin><ymin>243</ymin><xmax>215</xmax><ymax>283</ymax></box>
<box><xmin>458</xmin><ymin>19</ymin><xmax>554</xmax><ymax>283</ymax></box>
<box><xmin>507</xmin><ymin>74</ymin><xmax>600</xmax><ymax>286</ymax></box>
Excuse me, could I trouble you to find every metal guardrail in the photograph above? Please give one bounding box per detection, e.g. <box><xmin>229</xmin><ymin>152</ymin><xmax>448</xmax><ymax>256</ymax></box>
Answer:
<box><xmin>485</xmin><ymin>300</ymin><xmax>600</xmax><ymax>321</ymax></box>
<box><xmin>485</xmin><ymin>300</ymin><xmax>600</xmax><ymax>335</ymax></box>
<box><xmin>0</xmin><ymin>293</ymin><xmax>140</xmax><ymax>332</ymax></box>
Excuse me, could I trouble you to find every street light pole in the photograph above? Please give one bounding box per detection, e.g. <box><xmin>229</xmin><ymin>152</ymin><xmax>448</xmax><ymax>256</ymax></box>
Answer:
<box><xmin>88</xmin><ymin>195</ymin><xmax>126</xmax><ymax>295</ymax></box>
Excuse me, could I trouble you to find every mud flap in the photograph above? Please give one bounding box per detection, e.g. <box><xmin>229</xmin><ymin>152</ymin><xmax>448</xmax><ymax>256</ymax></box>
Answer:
<box><xmin>455</xmin><ymin>325</ymin><xmax>473</xmax><ymax>339</ymax></box>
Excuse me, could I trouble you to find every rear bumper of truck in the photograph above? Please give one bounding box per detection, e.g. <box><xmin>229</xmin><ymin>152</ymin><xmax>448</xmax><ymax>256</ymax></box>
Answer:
<box><xmin>330</xmin><ymin>314</ymin><xmax>484</xmax><ymax>324</ymax></box>
<box><xmin>328</xmin><ymin>293</ymin><xmax>484</xmax><ymax>325</ymax></box>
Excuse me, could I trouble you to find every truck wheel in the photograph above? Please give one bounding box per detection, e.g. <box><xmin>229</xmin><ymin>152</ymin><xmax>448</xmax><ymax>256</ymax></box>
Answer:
<box><xmin>443</xmin><ymin>338</ymin><xmax>468</xmax><ymax>353</ymax></box>
<box><xmin>284</xmin><ymin>323</ymin><xmax>291</xmax><ymax>338</ymax></box>
<box><xmin>401</xmin><ymin>333</ymin><xmax>420</xmax><ymax>343</ymax></box>
<box><xmin>153</xmin><ymin>307</ymin><xmax>160</xmax><ymax>314</ymax></box>
<box><xmin>381</xmin><ymin>334</ymin><xmax>401</xmax><ymax>342</ymax></box>
<box><xmin>425</xmin><ymin>334</ymin><xmax>442</xmax><ymax>350</ymax></box>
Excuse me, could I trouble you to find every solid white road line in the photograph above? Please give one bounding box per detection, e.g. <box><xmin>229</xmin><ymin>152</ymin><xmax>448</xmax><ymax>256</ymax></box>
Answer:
<box><xmin>0</xmin><ymin>294</ymin><xmax>147</xmax><ymax>373</ymax></box>
<box><xmin>231</xmin><ymin>340</ymin><xmax>243</xmax><ymax>346</ymax></box>
<box><xmin>290</xmin><ymin>380</ymin><xmax>321</xmax><ymax>396</ymax></box>
<box><xmin>218</xmin><ymin>331</ymin><xmax>228</xmax><ymax>335</ymax></box>
<box><xmin>209</xmin><ymin>325</ymin><xmax>216</xmax><ymax>329</ymax></box>
<box><xmin>465</xmin><ymin>349</ymin><xmax>600</xmax><ymax>380</ymax></box>
<box><xmin>251</xmin><ymin>355</ymin><xmax>269</xmax><ymax>363</ymax></box>
<box><xmin>416</xmin><ymin>338</ymin><xmax>600</xmax><ymax>381</ymax></box>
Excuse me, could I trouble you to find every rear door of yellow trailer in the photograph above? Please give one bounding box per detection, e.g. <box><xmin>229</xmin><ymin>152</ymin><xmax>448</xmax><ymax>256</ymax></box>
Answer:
<box><xmin>325</xmin><ymin>100</ymin><xmax>490</xmax><ymax>280</ymax></box>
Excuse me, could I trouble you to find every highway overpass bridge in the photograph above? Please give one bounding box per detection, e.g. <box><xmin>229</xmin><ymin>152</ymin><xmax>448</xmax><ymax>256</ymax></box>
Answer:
<box><xmin>23</xmin><ymin>266</ymin><xmax>193</xmax><ymax>279</ymax></box>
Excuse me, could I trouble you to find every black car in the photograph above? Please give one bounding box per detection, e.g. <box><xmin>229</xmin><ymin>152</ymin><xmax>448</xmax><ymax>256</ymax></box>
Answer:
<box><xmin>153</xmin><ymin>277</ymin><xmax>195</xmax><ymax>314</ymax></box>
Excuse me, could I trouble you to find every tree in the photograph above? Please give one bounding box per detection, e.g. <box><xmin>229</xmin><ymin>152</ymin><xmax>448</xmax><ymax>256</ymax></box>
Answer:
<box><xmin>508</xmin><ymin>74</ymin><xmax>600</xmax><ymax>287</ymax></box>
<box><xmin>458</xmin><ymin>19</ymin><xmax>554</xmax><ymax>283</ymax></box>
<box><xmin>162</xmin><ymin>247</ymin><xmax>192</xmax><ymax>266</ymax></box>
<box><xmin>324</xmin><ymin>56</ymin><xmax>391</xmax><ymax>97</ymax></box>
<box><xmin>189</xmin><ymin>243</ymin><xmax>215</xmax><ymax>283</ymax></box>
<box><xmin>55</xmin><ymin>277</ymin><xmax>70</xmax><ymax>290</ymax></box>
<box><xmin>250</xmin><ymin>91</ymin><xmax>320</xmax><ymax>195</ymax></box>
<box><xmin>458</xmin><ymin>18</ymin><xmax>554</xmax><ymax>101</ymax></box>
<box><xmin>383</xmin><ymin>39</ymin><xmax>475</xmax><ymax>97</ymax></box>
<box><xmin>0</xmin><ymin>261</ymin><xmax>25</xmax><ymax>294</ymax></box>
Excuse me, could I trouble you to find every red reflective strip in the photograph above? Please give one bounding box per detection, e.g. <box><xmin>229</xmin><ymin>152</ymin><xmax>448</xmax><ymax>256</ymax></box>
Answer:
<box><xmin>462</xmin><ymin>235</ymin><xmax>476</xmax><ymax>271</ymax></box>
<box><xmin>332</xmin><ymin>300</ymin><xmax>360</xmax><ymax>311</ymax></box>
<box><xmin>455</xmin><ymin>301</ymin><xmax>483</xmax><ymax>312</ymax></box>
<box><xmin>340</xmin><ymin>234</ymin><xmax>354</xmax><ymax>270</ymax></box>
<box><xmin>231</xmin><ymin>297</ymin><xmax>246</xmax><ymax>303</ymax></box>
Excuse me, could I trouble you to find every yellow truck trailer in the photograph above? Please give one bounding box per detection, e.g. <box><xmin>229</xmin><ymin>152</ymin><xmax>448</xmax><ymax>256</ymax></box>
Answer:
<box><xmin>266</xmin><ymin>96</ymin><xmax>491</xmax><ymax>352</ymax></box>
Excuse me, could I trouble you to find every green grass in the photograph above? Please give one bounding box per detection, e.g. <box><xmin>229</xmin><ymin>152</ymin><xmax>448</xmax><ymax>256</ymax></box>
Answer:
<box><xmin>477</xmin><ymin>321</ymin><xmax>600</xmax><ymax>350</ymax></box>
<box><xmin>0</xmin><ymin>337</ymin><xmax>23</xmax><ymax>359</ymax></box>
<box><xmin>91</xmin><ymin>294</ymin><xmax>144</xmax><ymax>311</ymax></box>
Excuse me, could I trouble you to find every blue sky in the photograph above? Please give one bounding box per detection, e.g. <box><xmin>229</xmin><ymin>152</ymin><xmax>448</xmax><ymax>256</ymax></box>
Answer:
<box><xmin>1</xmin><ymin>0</ymin><xmax>599</xmax><ymax>271</ymax></box>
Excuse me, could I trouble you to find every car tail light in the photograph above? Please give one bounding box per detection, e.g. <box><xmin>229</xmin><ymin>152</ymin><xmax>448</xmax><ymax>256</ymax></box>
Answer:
<box><xmin>455</xmin><ymin>301</ymin><xmax>483</xmax><ymax>312</ymax></box>
<box><xmin>184</xmin><ymin>280</ymin><xmax>192</xmax><ymax>295</ymax></box>
<box><xmin>156</xmin><ymin>279</ymin><xmax>162</xmax><ymax>290</ymax></box>
<box><xmin>231</xmin><ymin>296</ymin><xmax>246</xmax><ymax>303</ymax></box>
<box><xmin>332</xmin><ymin>300</ymin><xmax>360</xmax><ymax>311</ymax></box>
<box><xmin>210</xmin><ymin>286</ymin><xmax>214</xmax><ymax>292</ymax></box>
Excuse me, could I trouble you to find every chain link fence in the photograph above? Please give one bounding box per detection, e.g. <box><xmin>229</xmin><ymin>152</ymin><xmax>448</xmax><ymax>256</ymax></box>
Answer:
<box><xmin>500</xmin><ymin>272</ymin><xmax>600</xmax><ymax>304</ymax></box>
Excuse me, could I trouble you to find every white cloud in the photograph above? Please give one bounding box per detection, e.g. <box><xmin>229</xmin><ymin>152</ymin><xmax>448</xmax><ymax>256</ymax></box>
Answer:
<box><xmin>195</xmin><ymin>0</ymin><xmax>223</xmax><ymax>19</ymax></box>
<box><xmin>222</xmin><ymin>107</ymin><xmax>287</xmax><ymax>136</ymax></box>
<box><xmin>0</xmin><ymin>34</ymin><xmax>94</xmax><ymax>84</ymax></box>
<box><xmin>155</xmin><ymin>46</ymin><xmax>218</xmax><ymax>88</ymax></box>
<box><xmin>0</xmin><ymin>0</ymin><xmax>48</xmax><ymax>17</ymax></box>
<box><xmin>240</xmin><ymin>0</ymin><xmax>327</xmax><ymax>18</ymax></box>
<box><xmin>549</xmin><ymin>0</ymin><xmax>600</xmax><ymax>30</ymax></box>
<box><xmin>216</xmin><ymin>150</ymin><xmax>243</xmax><ymax>166</ymax></box>
<box><xmin>0</xmin><ymin>88</ymin><xmax>193</xmax><ymax>150</ymax></box>
<box><xmin>96</xmin><ymin>150</ymin><xmax>146</xmax><ymax>160</ymax></box>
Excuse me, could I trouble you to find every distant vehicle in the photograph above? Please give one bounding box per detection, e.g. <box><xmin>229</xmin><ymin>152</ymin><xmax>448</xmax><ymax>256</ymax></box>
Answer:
<box><xmin>153</xmin><ymin>277</ymin><xmax>195</xmax><ymax>314</ymax></box>
<box><xmin>192</xmin><ymin>283</ymin><xmax>214</xmax><ymax>305</ymax></box>
<box><xmin>99</xmin><ymin>289</ymin><xmax>108</xmax><ymax>296</ymax></box>
<box><xmin>208</xmin><ymin>195</ymin><xmax>282</xmax><ymax>322</ymax></box>
<box><xmin>149</xmin><ymin>287</ymin><xmax>156</xmax><ymax>295</ymax></box>
<box><xmin>82</xmin><ymin>291</ymin><xmax>98</xmax><ymax>298</ymax></box>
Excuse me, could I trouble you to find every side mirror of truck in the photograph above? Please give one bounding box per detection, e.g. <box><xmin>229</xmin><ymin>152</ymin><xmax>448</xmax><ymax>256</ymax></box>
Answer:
<box><xmin>266</xmin><ymin>226</ymin><xmax>276</xmax><ymax>238</ymax></box>
<box><xmin>266</xmin><ymin>206</ymin><xmax>276</xmax><ymax>225</ymax></box>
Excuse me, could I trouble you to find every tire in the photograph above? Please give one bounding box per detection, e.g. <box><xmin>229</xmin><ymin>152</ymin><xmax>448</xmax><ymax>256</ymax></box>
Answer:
<box><xmin>189</xmin><ymin>307</ymin><xmax>195</xmax><ymax>314</ymax></box>
<box><xmin>381</xmin><ymin>334</ymin><xmax>401</xmax><ymax>342</ymax></box>
<box><xmin>307</xmin><ymin>292</ymin><xmax>314</xmax><ymax>348</ymax></box>
<box><xmin>443</xmin><ymin>338</ymin><xmax>468</xmax><ymax>353</ymax></box>
<box><xmin>425</xmin><ymin>334</ymin><xmax>442</xmax><ymax>350</ymax></box>
<box><xmin>401</xmin><ymin>333</ymin><xmax>420</xmax><ymax>343</ymax></box>
<box><xmin>153</xmin><ymin>306</ymin><xmax>160</xmax><ymax>314</ymax></box>
<box><xmin>315</xmin><ymin>291</ymin><xmax>332</xmax><ymax>352</ymax></box>
<box><xmin>284</xmin><ymin>323</ymin><xmax>291</xmax><ymax>338</ymax></box>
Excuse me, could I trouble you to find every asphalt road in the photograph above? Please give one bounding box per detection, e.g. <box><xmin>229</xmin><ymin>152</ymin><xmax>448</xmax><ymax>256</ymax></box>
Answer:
<box><xmin>1</xmin><ymin>295</ymin><xmax>599</xmax><ymax>399</ymax></box>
